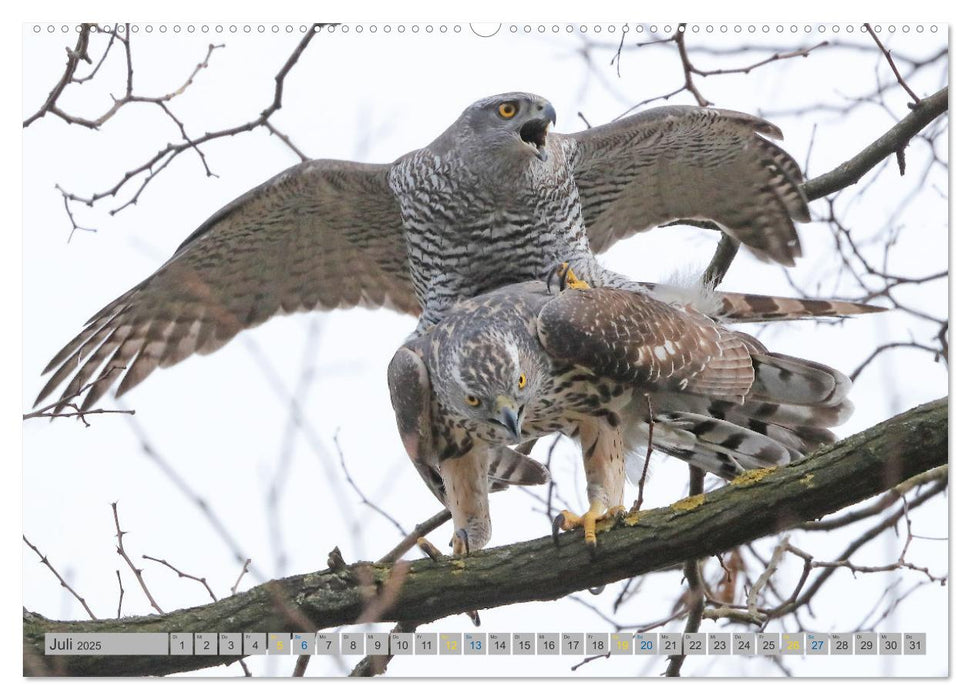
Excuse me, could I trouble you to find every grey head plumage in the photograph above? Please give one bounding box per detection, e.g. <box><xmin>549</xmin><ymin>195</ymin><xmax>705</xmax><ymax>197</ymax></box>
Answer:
<box><xmin>425</xmin><ymin>92</ymin><xmax>558</xmax><ymax>167</ymax></box>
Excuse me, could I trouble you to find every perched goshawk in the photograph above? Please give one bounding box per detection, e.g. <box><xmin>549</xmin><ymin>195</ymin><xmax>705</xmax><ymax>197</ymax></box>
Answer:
<box><xmin>35</xmin><ymin>92</ymin><xmax>861</xmax><ymax>412</ymax></box>
<box><xmin>388</xmin><ymin>278</ymin><xmax>853</xmax><ymax>553</ymax></box>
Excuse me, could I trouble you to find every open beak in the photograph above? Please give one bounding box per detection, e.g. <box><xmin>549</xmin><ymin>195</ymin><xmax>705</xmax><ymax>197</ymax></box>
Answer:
<box><xmin>519</xmin><ymin>103</ymin><xmax>556</xmax><ymax>162</ymax></box>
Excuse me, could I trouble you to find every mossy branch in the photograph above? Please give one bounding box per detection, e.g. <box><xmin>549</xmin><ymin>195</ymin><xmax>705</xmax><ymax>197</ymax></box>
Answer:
<box><xmin>24</xmin><ymin>397</ymin><xmax>947</xmax><ymax>676</ymax></box>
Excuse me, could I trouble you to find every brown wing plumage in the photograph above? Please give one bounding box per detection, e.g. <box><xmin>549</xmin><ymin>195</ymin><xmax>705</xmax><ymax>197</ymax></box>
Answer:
<box><xmin>560</xmin><ymin>106</ymin><xmax>810</xmax><ymax>266</ymax></box>
<box><xmin>536</xmin><ymin>287</ymin><xmax>754</xmax><ymax>400</ymax></box>
<box><xmin>534</xmin><ymin>288</ymin><xmax>855</xmax><ymax>483</ymax></box>
<box><xmin>36</xmin><ymin>159</ymin><xmax>418</xmax><ymax>412</ymax></box>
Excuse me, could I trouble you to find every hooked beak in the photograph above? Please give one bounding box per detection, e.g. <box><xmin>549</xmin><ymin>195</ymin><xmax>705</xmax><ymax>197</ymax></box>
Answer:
<box><xmin>494</xmin><ymin>396</ymin><xmax>523</xmax><ymax>440</ymax></box>
<box><xmin>519</xmin><ymin>102</ymin><xmax>556</xmax><ymax>162</ymax></box>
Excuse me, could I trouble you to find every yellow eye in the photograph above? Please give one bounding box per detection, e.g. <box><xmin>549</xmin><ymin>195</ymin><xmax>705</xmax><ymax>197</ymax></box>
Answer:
<box><xmin>497</xmin><ymin>102</ymin><xmax>518</xmax><ymax>119</ymax></box>
<box><xmin>518</xmin><ymin>373</ymin><xmax>527</xmax><ymax>389</ymax></box>
<box><xmin>465</xmin><ymin>395</ymin><xmax>481</xmax><ymax>407</ymax></box>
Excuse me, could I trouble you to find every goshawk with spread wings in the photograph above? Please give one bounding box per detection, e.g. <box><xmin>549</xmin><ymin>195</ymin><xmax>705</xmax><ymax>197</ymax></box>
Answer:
<box><xmin>36</xmin><ymin>92</ymin><xmax>859</xmax><ymax>411</ymax></box>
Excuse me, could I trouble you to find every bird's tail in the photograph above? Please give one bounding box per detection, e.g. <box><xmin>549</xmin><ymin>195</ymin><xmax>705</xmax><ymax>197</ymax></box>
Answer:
<box><xmin>485</xmin><ymin>447</ymin><xmax>550</xmax><ymax>491</ymax></box>
<box><xmin>639</xmin><ymin>281</ymin><xmax>885</xmax><ymax>323</ymax></box>
<box><xmin>624</xmin><ymin>352</ymin><xmax>853</xmax><ymax>481</ymax></box>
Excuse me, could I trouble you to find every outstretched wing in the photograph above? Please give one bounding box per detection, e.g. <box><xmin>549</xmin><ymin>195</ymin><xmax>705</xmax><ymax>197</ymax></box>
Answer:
<box><xmin>560</xmin><ymin>106</ymin><xmax>810</xmax><ymax>266</ymax></box>
<box><xmin>36</xmin><ymin>159</ymin><xmax>418</xmax><ymax>411</ymax></box>
<box><xmin>537</xmin><ymin>287</ymin><xmax>755</xmax><ymax>400</ymax></box>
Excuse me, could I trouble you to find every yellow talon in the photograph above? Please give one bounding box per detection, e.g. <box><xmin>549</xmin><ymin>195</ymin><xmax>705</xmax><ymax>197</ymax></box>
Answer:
<box><xmin>559</xmin><ymin>262</ymin><xmax>591</xmax><ymax>290</ymax></box>
<box><xmin>555</xmin><ymin>500</ymin><xmax>625</xmax><ymax>547</ymax></box>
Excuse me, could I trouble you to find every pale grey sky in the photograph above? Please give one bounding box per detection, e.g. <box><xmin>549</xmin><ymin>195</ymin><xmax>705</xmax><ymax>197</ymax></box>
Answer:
<box><xmin>21</xmin><ymin>21</ymin><xmax>948</xmax><ymax>678</ymax></box>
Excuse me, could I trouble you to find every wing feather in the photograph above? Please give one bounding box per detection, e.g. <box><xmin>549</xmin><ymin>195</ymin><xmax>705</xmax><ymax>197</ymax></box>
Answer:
<box><xmin>36</xmin><ymin>159</ymin><xmax>417</xmax><ymax>410</ymax></box>
<box><xmin>560</xmin><ymin>106</ymin><xmax>810</xmax><ymax>266</ymax></box>
<box><xmin>537</xmin><ymin>287</ymin><xmax>754</xmax><ymax>400</ymax></box>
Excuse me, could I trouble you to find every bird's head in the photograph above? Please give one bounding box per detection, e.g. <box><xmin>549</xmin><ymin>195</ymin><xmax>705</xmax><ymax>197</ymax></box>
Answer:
<box><xmin>435</xmin><ymin>323</ymin><xmax>546</xmax><ymax>442</ymax></box>
<box><xmin>444</xmin><ymin>92</ymin><xmax>557</xmax><ymax>166</ymax></box>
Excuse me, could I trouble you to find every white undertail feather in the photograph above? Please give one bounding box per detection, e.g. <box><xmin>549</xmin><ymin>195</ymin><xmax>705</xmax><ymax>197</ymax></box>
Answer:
<box><xmin>646</xmin><ymin>267</ymin><xmax>724</xmax><ymax>317</ymax></box>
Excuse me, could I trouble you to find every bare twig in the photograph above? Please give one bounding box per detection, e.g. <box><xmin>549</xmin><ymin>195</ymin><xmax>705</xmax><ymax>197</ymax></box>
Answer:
<box><xmin>24</xmin><ymin>368</ymin><xmax>132</xmax><ymax>425</ymax></box>
<box><xmin>378</xmin><ymin>509</ymin><xmax>452</xmax><ymax>564</ymax></box>
<box><xmin>665</xmin><ymin>466</ymin><xmax>706</xmax><ymax>677</ymax></box>
<box><xmin>673</xmin><ymin>25</ymin><xmax>711</xmax><ymax>107</ymax></box>
<box><xmin>111</xmin><ymin>503</ymin><xmax>163</xmax><ymax>614</ymax></box>
<box><xmin>802</xmin><ymin>87</ymin><xmax>947</xmax><ymax>201</ymax></box>
<box><xmin>123</xmin><ymin>414</ymin><xmax>261</xmax><ymax>582</ymax></box>
<box><xmin>142</xmin><ymin>555</ymin><xmax>218</xmax><ymax>602</ymax></box>
<box><xmin>23</xmin><ymin>535</ymin><xmax>98</xmax><ymax>620</ymax></box>
<box><xmin>571</xmin><ymin>651</ymin><xmax>611</xmax><ymax>672</ymax></box>
<box><xmin>231</xmin><ymin>559</ymin><xmax>252</xmax><ymax>595</ymax></box>
<box><xmin>865</xmin><ymin>24</ymin><xmax>922</xmax><ymax>107</ymax></box>
<box><xmin>48</xmin><ymin>24</ymin><xmax>330</xmax><ymax>230</ymax></box>
<box><xmin>334</xmin><ymin>430</ymin><xmax>407</xmax><ymax>536</ymax></box>
<box><xmin>115</xmin><ymin>570</ymin><xmax>124</xmax><ymax>619</ymax></box>
<box><xmin>701</xmin><ymin>235</ymin><xmax>741</xmax><ymax>289</ymax></box>
<box><xmin>23</xmin><ymin>24</ymin><xmax>94</xmax><ymax>127</ymax></box>
<box><xmin>629</xmin><ymin>395</ymin><xmax>654</xmax><ymax>513</ymax></box>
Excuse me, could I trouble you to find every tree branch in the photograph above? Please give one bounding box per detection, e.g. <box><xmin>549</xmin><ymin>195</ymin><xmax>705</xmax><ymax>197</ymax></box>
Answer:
<box><xmin>23</xmin><ymin>398</ymin><xmax>946</xmax><ymax>676</ymax></box>
<box><xmin>802</xmin><ymin>87</ymin><xmax>947</xmax><ymax>201</ymax></box>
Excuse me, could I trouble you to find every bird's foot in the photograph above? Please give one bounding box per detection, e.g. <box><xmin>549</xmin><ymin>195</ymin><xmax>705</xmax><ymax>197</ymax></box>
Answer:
<box><xmin>451</xmin><ymin>528</ymin><xmax>471</xmax><ymax>557</ymax></box>
<box><xmin>546</xmin><ymin>262</ymin><xmax>591</xmax><ymax>294</ymax></box>
<box><xmin>553</xmin><ymin>501</ymin><xmax>626</xmax><ymax>548</ymax></box>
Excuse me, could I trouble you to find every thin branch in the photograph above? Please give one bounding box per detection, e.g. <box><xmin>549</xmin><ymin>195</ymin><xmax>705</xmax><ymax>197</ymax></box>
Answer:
<box><xmin>799</xmin><ymin>465</ymin><xmax>947</xmax><ymax>532</ymax></box>
<box><xmin>864</xmin><ymin>24</ymin><xmax>922</xmax><ymax>107</ymax></box>
<box><xmin>23</xmin><ymin>24</ymin><xmax>94</xmax><ymax>127</ymax></box>
<box><xmin>111</xmin><ymin>503</ymin><xmax>163</xmax><ymax>614</ymax></box>
<box><xmin>673</xmin><ymin>25</ymin><xmax>711</xmax><ymax>107</ymax></box>
<box><xmin>142</xmin><ymin>555</ymin><xmax>218</xmax><ymax>603</ymax></box>
<box><xmin>23</xmin><ymin>368</ymin><xmax>132</xmax><ymax>425</ymax></box>
<box><xmin>629</xmin><ymin>395</ymin><xmax>654</xmax><ymax>513</ymax></box>
<box><xmin>334</xmin><ymin>430</ymin><xmax>407</xmax><ymax>537</ymax></box>
<box><xmin>802</xmin><ymin>87</ymin><xmax>947</xmax><ymax>201</ymax></box>
<box><xmin>23</xmin><ymin>536</ymin><xmax>98</xmax><ymax>620</ymax></box>
<box><xmin>231</xmin><ymin>559</ymin><xmax>252</xmax><ymax>595</ymax></box>
<box><xmin>701</xmin><ymin>235</ymin><xmax>741</xmax><ymax>289</ymax></box>
<box><xmin>378</xmin><ymin>509</ymin><xmax>452</xmax><ymax>564</ymax></box>
<box><xmin>22</xmin><ymin>399</ymin><xmax>946</xmax><ymax>676</ymax></box>
<box><xmin>665</xmin><ymin>466</ymin><xmax>706</xmax><ymax>677</ymax></box>
<box><xmin>571</xmin><ymin>651</ymin><xmax>611</xmax><ymax>672</ymax></box>
<box><xmin>50</xmin><ymin>24</ymin><xmax>330</xmax><ymax>229</ymax></box>
<box><xmin>115</xmin><ymin>571</ymin><xmax>124</xmax><ymax>619</ymax></box>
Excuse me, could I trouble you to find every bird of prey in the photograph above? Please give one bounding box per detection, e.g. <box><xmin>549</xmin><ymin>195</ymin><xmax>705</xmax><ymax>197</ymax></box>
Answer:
<box><xmin>387</xmin><ymin>278</ymin><xmax>854</xmax><ymax>554</ymax></box>
<box><xmin>36</xmin><ymin>92</ymin><xmax>837</xmax><ymax>412</ymax></box>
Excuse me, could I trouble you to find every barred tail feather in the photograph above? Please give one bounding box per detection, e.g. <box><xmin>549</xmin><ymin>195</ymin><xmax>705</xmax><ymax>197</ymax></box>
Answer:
<box><xmin>711</xmin><ymin>291</ymin><xmax>886</xmax><ymax>323</ymax></box>
<box><xmin>749</xmin><ymin>353</ymin><xmax>851</xmax><ymax>407</ymax></box>
<box><xmin>628</xmin><ymin>349</ymin><xmax>853</xmax><ymax>480</ymax></box>
<box><xmin>624</xmin><ymin>412</ymin><xmax>794</xmax><ymax>482</ymax></box>
<box><xmin>638</xmin><ymin>281</ymin><xmax>885</xmax><ymax>323</ymax></box>
<box><xmin>485</xmin><ymin>447</ymin><xmax>550</xmax><ymax>490</ymax></box>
